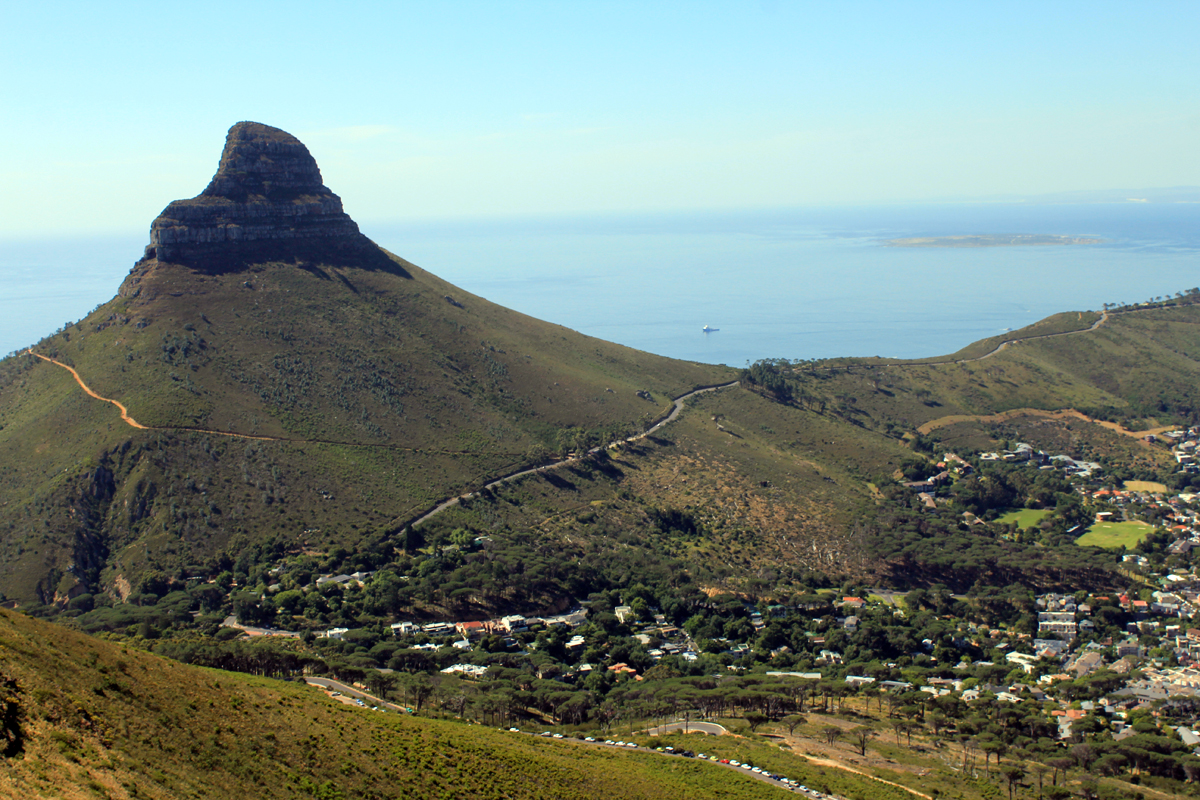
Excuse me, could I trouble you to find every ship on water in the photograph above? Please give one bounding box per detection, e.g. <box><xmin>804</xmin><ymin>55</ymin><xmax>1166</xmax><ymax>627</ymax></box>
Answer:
<box><xmin>702</xmin><ymin>325</ymin><xmax>719</xmax><ymax>333</ymax></box>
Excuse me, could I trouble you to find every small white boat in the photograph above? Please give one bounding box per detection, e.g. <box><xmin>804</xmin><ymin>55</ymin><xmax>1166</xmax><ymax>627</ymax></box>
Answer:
<box><xmin>702</xmin><ymin>325</ymin><xmax>719</xmax><ymax>333</ymax></box>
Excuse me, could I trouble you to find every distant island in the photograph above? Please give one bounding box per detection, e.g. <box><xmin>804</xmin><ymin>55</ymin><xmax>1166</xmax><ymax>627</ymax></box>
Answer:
<box><xmin>886</xmin><ymin>233</ymin><xmax>1103</xmax><ymax>247</ymax></box>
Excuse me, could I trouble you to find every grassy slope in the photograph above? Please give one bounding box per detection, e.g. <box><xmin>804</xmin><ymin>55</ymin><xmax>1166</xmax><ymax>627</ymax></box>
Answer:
<box><xmin>414</xmin><ymin>387</ymin><xmax>914</xmax><ymax>599</ymax></box>
<box><xmin>0</xmin><ymin>609</ymin><xmax>783</xmax><ymax>800</ymax></box>
<box><xmin>0</xmin><ymin>250</ymin><xmax>731</xmax><ymax>605</ymax></box>
<box><xmin>786</xmin><ymin>304</ymin><xmax>1200</xmax><ymax>451</ymax></box>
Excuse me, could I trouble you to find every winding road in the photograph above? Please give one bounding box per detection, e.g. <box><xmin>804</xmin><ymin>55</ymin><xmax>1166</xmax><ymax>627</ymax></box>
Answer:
<box><xmin>955</xmin><ymin>310</ymin><xmax>1109</xmax><ymax>363</ymax></box>
<box><xmin>24</xmin><ymin>348</ymin><xmax>525</xmax><ymax>452</ymax></box>
<box><xmin>407</xmin><ymin>380</ymin><xmax>739</xmax><ymax>527</ymax></box>
<box><xmin>802</xmin><ymin>311</ymin><xmax>1111</xmax><ymax>376</ymax></box>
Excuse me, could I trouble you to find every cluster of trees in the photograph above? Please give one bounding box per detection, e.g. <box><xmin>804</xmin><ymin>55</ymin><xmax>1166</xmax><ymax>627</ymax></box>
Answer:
<box><xmin>56</xmin><ymin>538</ymin><xmax>1200</xmax><ymax>794</ymax></box>
<box><xmin>869</xmin><ymin>505</ymin><xmax>1118</xmax><ymax>593</ymax></box>
<box><xmin>740</xmin><ymin>359</ymin><xmax>795</xmax><ymax>404</ymax></box>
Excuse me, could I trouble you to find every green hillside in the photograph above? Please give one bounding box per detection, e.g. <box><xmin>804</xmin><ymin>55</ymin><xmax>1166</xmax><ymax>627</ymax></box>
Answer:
<box><xmin>758</xmin><ymin>302</ymin><xmax>1200</xmax><ymax>447</ymax></box>
<box><xmin>0</xmin><ymin>247</ymin><xmax>731</xmax><ymax>607</ymax></box>
<box><xmin>0</xmin><ymin>608</ymin><xmax>785</xmax><ymax>799</ymax></box>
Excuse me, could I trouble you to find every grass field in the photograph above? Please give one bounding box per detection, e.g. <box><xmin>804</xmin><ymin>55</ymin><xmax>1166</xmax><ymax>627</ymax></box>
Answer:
<box><xmin>1124</xmin><ymin>480</ymin><xmax>1169</xmax><ymax>494</ymax></box>
<box><xmin>1075</xmin><ymin>520</ymin><xmax>1152</xmax><ymax>549</ymax></box>
<box><xmin>997</xmin><ymin>508</ymin><xmax>1052</xmax><ymax>528</ymax></box>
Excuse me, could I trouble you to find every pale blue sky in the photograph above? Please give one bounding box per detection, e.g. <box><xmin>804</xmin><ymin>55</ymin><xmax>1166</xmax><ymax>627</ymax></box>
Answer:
<box><xmin>3</xmin><ymin>1</ymin><xmax>1198</xmax><ymax>237</ymax></box>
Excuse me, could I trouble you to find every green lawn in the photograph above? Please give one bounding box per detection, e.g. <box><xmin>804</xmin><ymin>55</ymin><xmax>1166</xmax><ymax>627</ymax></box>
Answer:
<box><xmin>1075</xmin><ymin>520</ymin><xmax>1152</xmax><ymax>548</ymax></box>
<box><xmin>997</xmin><ymin>508</ymin><xmax>1051</xmax><ymax>528</ymax></box>
<box><xmin>1123</xmin><ymin>480</ymin><xmax>1168</xmax><ymax>494</ymax></box>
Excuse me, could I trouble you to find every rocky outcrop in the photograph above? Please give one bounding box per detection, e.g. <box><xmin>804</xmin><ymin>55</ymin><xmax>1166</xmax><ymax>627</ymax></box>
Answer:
<box><xmin>136</xmin><ymin>121</ymin><xmax>402</xmax><ymax>274</ymax></box>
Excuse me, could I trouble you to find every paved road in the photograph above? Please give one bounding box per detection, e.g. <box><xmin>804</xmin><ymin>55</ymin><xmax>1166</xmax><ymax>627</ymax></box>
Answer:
<box><xmin>303</xmin><ymin>677</ymin><xmax>408</xmax><ymax>713</ymax></box>
<box><xmin>642</xmin><ymin>720</ymin><xmax>728</xmax><ymax>736</ymax></box>
<box><xmin>220</xmin><ymin>615</ymin><xmax>300</xmax><ymax>638</ymax></box>
<box><xmin>963</xmin><ymin>310</ymin><xmax>1109</xmax><ymax>363</ymax></box>
<box><xmin>802</xmin><ymin>310</ymin><xmax>1113</xmax><ymax>377</ymax></box>
<box><xmin>29</xmin><ymin>342</ymin><xmax>739</xmax><ymax>534</ymax></box>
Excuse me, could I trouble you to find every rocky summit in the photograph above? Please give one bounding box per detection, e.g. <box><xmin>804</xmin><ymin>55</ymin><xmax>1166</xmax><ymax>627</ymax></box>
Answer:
<box><xmin>136</xmin><ymin>121</ymin><xmax>394</xmax><ymax>273</ymax></box>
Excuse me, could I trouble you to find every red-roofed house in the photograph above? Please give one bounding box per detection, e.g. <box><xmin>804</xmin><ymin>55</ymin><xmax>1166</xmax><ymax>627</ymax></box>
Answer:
<box><xmin>456</xmin><ymin>620</ymin><xmax>487</xmax><ymax>639</ymax></box>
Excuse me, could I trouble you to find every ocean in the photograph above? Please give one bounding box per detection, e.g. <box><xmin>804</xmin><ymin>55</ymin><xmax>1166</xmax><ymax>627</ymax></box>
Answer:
<box><xmin>3</xmin><ymin>203</ymin><xmax>1198</xmax><ymax>364</ymax></box>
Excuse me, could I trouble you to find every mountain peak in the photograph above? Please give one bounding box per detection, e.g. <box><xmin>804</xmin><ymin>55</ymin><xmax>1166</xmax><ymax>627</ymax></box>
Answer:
<box><xmin>140</xmin><ymin>121</ymin><xmax>394</xmax><ymax>273</ymax></box>
<box><xmin>199</xmin><ymin>121</ymin><xmax>327</xmax><ymax>202</ymax></box>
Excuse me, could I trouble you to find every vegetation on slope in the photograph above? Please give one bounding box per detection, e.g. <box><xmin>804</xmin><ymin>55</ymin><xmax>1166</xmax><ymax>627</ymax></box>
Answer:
<box><xmin>0</xmin><ymin>250</ymin><xmax>730</xmax><ymax>606</ymax></box>
<box><xmin>0</xmin><ymin>609</ymin><xmax>782</xmax><ymax>800</ymax></box>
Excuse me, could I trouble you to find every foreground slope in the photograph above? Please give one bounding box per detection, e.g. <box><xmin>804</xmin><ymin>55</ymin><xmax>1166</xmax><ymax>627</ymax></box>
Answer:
<box><xmin>0</xmin><ymin>609</ymin><xmax>780</xmax><ymax>799</ymax></box>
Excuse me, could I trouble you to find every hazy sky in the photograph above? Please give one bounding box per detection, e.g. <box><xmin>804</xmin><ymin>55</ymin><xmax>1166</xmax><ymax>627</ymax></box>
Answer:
<box><xmin>3</xmin><ymin>1</ymin><xmax>1198</xmax><ymax>237</ymax></box>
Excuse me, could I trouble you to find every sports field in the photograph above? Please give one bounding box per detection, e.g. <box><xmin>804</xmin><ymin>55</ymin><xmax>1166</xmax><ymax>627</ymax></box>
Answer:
<box><xmin>997</xmin><ymin>508</ymin><xmax>1052</xmax><ymax>528</ymax></box>
<box><xmin>1075</xmin><ymin>520</ymin><xmax>1152</xmax><ymax>548</ymax></box>
<box><xmin>1123</xmin><ymin>480</ymin><xmax>1168</xmax><ymax>494</ymax></box>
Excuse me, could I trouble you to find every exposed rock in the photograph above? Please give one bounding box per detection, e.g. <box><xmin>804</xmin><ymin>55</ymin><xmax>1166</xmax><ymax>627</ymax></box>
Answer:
<box><xmin>131</xmin><ymin>121</ymin><xmax>405</xmax><ymax>276</ymax></box>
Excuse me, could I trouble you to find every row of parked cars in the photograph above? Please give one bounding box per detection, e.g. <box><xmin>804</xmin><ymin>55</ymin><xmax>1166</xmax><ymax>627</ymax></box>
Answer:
<box><xmin>330</xmin><ymin>691</ymin><xmax>384</xmax><ymax>712</ymax></box>
<box><xmin>503</xmin><ymin>728</ymin><xmax>835</xmax><ymax>798</ymax></box>
<box><xmin>655</xmin><ymin>748</ymin><xmax>831</xmax><ymax>797</ymax></box>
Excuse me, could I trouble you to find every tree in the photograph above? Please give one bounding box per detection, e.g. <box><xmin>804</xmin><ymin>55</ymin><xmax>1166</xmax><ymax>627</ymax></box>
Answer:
<box><xmin>1091</xmin><ymin>753</ymin><xmax>1126</xmax><ymax>777</ymax></box>
<box><xmin>1046</xmin><ymin>756</ymin><xmax>1073</xmax><ymax>786</ymax></box>
<box><xmin>849</xmin><ymin>726</ymin><xmax>877</xmax><ymax>756</ymax></box>
<box><xmin>1000</xmin><ymin>766</ymin><xmax>1023</xmax><ymax>800</ymax></box>
<box><xmin>399</xmin><ymin>673</ymin><xmax>436</xmax><ymax>712</ymax></box>
<box><xmin>978</xmin><ymin>738</ymin><xmax>1004</xmax><ymax>775</ymax></box>
<box><xmin>744</xmin><ymin>711</ymin><xmax>769</xmax><ymax>733</ymax></box>
<box><xmin>1069</xmin><ymin>742</ymin><xmax>1096</xmax><ymax>771</ymax></box>
<box><xmin>783</xmin><ymin>714</ymin><xmax>807</xmax><ymax>735</ymax></box>
<box><xmin>366</xmin><ymin>671</ymin><xmax>396</xmax><ymax>700</ymax></box>
<box><xmin>822</xmin><ymin>726</ymin><xmax>843</xmax><ymax>746</ymax></box>
<box><xmin>1028</xmin><ymin>762</ymin><xmax>1049</xmax><ymax>799</ymax></box>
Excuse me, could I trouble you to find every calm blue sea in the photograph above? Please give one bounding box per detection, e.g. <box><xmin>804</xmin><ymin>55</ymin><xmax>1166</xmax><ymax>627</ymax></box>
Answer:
<box><xmin>3</xmin><ymin>203</ymin><xmax>1198</xmax><ymax>364</ymax></box>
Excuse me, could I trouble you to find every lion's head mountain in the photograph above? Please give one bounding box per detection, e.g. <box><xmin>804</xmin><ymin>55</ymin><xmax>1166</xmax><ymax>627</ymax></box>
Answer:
<box><xmin>132</xmin><ymin>121</ymin><xmax>390</xmax><ymax>275</ymax></box>
<box><xmin>0</xmin><ymin>122</ymin><xmax>741</xmax><ymax>608</ymax></box>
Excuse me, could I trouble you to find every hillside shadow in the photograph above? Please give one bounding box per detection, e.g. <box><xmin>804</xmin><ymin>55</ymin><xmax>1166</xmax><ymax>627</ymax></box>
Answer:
<box><xmin>539</xmin><ymin>472</ymin><xmax>576</xmax><ymax>491</ymax></box>
<box><xmin>0</xmin><ymin>674</ymin><xmax>24</xmax><ymax>758</ymax></box>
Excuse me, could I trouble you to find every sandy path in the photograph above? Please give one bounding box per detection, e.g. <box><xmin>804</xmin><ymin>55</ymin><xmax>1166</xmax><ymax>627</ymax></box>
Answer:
<box><xmin>798</xmin><ymin>754</ymin><xmax>932</xmax><ymax>800</ymax></box>
<box><xmin>918</xmin><ymin>406</ymin><xmax>1174</xmax><ymax>438</ymax></box>
<box><xmin>26</xmin><ymin>350</ymin><xmax>148</xmax><ymax>429</ymax></box>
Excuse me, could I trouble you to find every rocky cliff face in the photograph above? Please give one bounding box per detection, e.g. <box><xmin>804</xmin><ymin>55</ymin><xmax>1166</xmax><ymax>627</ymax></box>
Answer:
<box><xmin>135</xmin><ymin>121</ymin><xmax>399</xmax><ymax>274</ymax></box>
